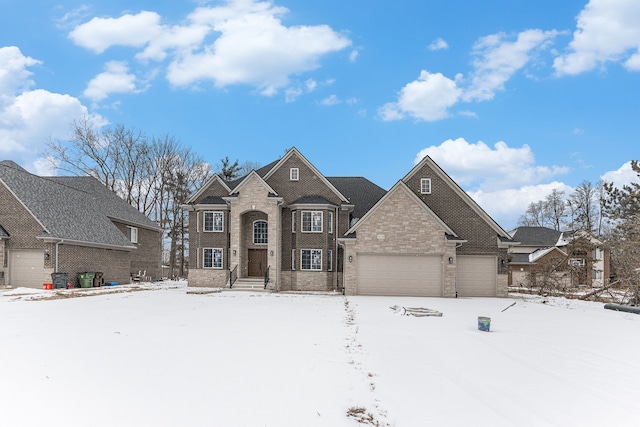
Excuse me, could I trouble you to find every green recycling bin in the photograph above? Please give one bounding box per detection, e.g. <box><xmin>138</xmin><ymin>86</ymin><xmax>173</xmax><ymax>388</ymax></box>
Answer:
<box><xmin>78</xmin><ymin>272</ymin><xmax>95</xmax><ymax>288</ymax></box>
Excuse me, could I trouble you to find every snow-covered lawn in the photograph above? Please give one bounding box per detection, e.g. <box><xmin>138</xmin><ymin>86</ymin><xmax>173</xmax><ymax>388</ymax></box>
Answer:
<box><xmin>1</xmin><ymin>282</ymin><xmax>639</xmax><ymax>426</ymax></box>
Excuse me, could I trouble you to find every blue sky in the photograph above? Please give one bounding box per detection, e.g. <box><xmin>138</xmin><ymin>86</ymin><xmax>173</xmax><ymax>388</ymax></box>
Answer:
<box><xmin>1</xmin><ymin>0</ymin><xmax>639</xmax><ymax>229</ymax></box>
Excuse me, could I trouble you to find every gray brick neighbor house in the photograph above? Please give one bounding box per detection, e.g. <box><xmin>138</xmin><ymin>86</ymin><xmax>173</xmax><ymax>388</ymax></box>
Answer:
<box><xmin>0</xmin><ymin>160</ymin><xmax>162</xmax><ymax>288</ymax></box>
<box><xmin>184</xmin><ymin>148</ymin><xmax>515</xmax><ymax>297</ymax></box>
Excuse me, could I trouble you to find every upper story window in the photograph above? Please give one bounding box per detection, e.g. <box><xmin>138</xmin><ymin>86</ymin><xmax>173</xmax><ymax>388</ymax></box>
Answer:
<box><xmin>290</xmin><ymin>168</ymin><xmax>299</xmax><ymax>181</ymax></box>
<box><xmin>328</xmin><ymin>211</ymin><xmax>334</xmax><ymax>234</ymax></box>
<box><xmin>253</xmin><ymin>220</ymin><xmax>268</xmax><ymax>244</ymax></box>
<box><xmin>127</xmin><ymin>226</ymin><xmax>138</xmax><ymax>244</ymax></box>
<box><xmin>291</xmin><ymin>211</ymin><xmax>296</xmax><ymax>233</ymax></box>
<box><xmin>592</xmin><ymin>248</ymin><xmax>603</xmax><ymax>260</ymax></box>
<box><xmin>420</xmin><ymin>178</ymin><xmax>431</xmax><ymax>194</ymax></box>
<box><xmin>302</xmin><ymin>211</ymin><xmax>323</xmax><ymax>233</ymax></box>
<box><xmin>204</xmin><ymin>211</ymin><xmax>224</xmax><ymax>232</ymax></box>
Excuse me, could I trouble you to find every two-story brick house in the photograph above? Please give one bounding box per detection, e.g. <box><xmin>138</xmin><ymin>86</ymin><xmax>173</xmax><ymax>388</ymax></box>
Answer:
<box><xmin>0</xmin><ymin>160</ymin><xmax>162</xmax><ymax>288</ymax></box>
<box><xmin>184</xmin><ymin>148</ymin><xmax>515</xmax><ymax>297</ymax></box>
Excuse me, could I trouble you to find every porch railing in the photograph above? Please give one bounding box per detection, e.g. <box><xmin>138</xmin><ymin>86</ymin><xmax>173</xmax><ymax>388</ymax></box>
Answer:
<box><xmin>230</xmin><ymin>264</ymin><xmax>238</xmax><ymax>289</ymax></box>
<box><xmin>264</xmin><ymin>266</ymin><xmax>270</xmax><ymax>289</ymax></box>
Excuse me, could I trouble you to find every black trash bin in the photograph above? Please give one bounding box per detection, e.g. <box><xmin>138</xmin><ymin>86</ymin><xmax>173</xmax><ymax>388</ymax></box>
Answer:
<box><xmin>51</xmin><ymin>272</ymin><xmax>68</xmax><ymax>289</ymax></box>
<box><xmin>93</xmin><ymin>272</ymin><xmax>104</xmax><ymax>287</ymax></box>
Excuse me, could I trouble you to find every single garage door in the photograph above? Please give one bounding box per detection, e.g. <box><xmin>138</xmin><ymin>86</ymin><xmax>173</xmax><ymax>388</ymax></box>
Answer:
<box><xmin>357</xmin><ymin>254</ymin><xmax>442</xmax><ymax>296</ymax></box>
<box><xmin>457</xmin><ymin>255</ymin><xmax>497</xmax><ymax>297</ymax></box>
<box><xmin>9</xmin><ymin>250</ymin><xmax>45</xmax><ymax>288</ymax></box>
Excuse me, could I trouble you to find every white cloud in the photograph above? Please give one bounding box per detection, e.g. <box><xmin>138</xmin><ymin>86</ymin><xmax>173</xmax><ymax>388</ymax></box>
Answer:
<box><xmin>83</xmin><ymin>61</ymin><xmax>139</xmax><ymax>101</ymax></box>
<box><xmin>554</xmin><ymin>0</ymin><xmax>640</xmax><ymax>75</ymax></box>
<box><xmin>378</xmin><ymin>70</ymin><xmax>462</xmax><ymax>121</ymax></box>
<box><xmin>319</xmin><ymin>94</ymin><xmax>340</xmax><ymax>106</ymax></box>
<box><xmin>69</xmin><ymin>1</ymin><xmax>351</xmax><ymax>96</ymax></box>
<box><xmin>464</xmin><ymin>29</ymin><xmax>559</xmax><ymax>102</ymax></box>
<box><xmin>601</xmin><ymin>161</ymin><xmax>640</xmax><ymax>188</ymax></box>
<box><xmin>349</xmin><ymin>49</ymin><xmax>360</xmax><ymax>62</ymax></box>
<box><xmin>0</xmin><ymin>46</ymin><xmax>102</xmax><ymax>173</ymax></box>
<box><xmin>380</xmin><ymin>29</ymin><xmax>559</xmax><ymax>121</ymax></box>
<box><xmin>428</xmin><ymin>38</ymin><xmax>448</xmax><ymax>51</ymax></box>
<box><xmin>470</xmin><ymin>182</ymin><xmax>574</xmax><ymax>229</ymax></box>
<box><xmin>414</xmin><ymin>138</ymin><xmax>569</xmax><ymax>191</ymax></box>
<box><xmin>68</xmin><ymin>11</ymin><xmax>163</xmax><ymax>54</ymax></box>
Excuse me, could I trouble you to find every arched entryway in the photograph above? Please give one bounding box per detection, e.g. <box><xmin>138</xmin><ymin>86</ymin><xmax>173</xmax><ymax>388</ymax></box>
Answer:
<box><xmin>240</xmin><ymin>211</ymin><xmax>269</xmax><ymax>278</ymax></box>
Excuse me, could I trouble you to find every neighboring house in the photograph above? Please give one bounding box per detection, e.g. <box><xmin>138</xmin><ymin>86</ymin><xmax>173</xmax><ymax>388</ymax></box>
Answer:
<box><xmin>183</xmin><ymin>147</ymin><xmax>515</xmax><ymax>297</ymax></box>
<box><xmin>0</xmin><ymin>161</ymin><xmax>162</xmax><ymax>288</ymax></box>
<box><xmin>508</xmin><ymin>226</ymin><xmax>610</xmax><ymax>288</ymax></box>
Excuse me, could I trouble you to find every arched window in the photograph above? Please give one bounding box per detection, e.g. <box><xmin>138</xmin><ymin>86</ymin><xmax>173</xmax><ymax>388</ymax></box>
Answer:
<box><xmin>253</xmin><ymin>220</ymin><xmax>268</xmax><ymax>244</ymax></box>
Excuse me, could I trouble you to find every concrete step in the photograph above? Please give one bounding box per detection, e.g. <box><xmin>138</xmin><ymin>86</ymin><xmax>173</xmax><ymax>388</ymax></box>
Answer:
<box><xmin>228</xmin><ymin>279</ymin><xmax>270</xmax><ymax>291</ymax></box>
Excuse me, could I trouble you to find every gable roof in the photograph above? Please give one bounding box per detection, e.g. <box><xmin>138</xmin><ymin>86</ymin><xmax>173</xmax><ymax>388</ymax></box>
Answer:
<box><xmin>0</xmin><ymin>161</ymin><xmax>158</xmax><ymax>249</ymax></box>
<box><xmin>186</xmin><ymin>174</ymin><xmax>231</xmax><ymax>204</ymax></box>
<box><xmin>510</xmin><ymin>226</ymin><xmax>562</xmax><ymax>247</ymax></box>
<box><xmin>404</xmin><ymin>155</ymin><xmax>512</xmax><ymax>240</ymax></box>
<box><xmin>229</xmin><ymin>170</ymin><xmax>280</xmax><ymax>197</ymax></box>
<box><xmin>347</xmin><ymin>180</ymin><xmax>457</xmax><ymax>237</ymax></box>
<box><xmin>261</xmin><ymin>147</ymin><xmax>350</xmax><ymax>203</ymax></box>
<box><xmin>326</xmin><ymin>177</ymin><xmax>387</xmax><ymax>219</ymax></box>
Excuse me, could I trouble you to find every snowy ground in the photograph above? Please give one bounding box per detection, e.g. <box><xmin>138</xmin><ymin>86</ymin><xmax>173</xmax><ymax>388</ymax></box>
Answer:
<box><xmin>1</xmin><ymin>281</ymin><xmax>639</xmax><ymax>426</ymax></box>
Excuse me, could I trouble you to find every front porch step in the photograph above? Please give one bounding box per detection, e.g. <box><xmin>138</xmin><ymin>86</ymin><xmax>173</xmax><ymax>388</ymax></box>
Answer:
<box><xmin>227</xmin><ymin>278</ymin><xmax>271</xmax><ymax>292</ymax></box>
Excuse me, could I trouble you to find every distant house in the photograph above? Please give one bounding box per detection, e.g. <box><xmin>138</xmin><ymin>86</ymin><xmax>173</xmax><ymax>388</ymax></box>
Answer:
<box><xmin>0</xmin><ymin>161</ymin><xmax>162</xmax><ymax>288</ymax></box>
<box><xmin>508</xmin><ymin>226</ymin><xmax>610</xmax><ymax>288</ymax></box>
<box><xmin>183</xmin><ymin>147</ymin><xmax>516</xmax><ymax>297</ymax></box>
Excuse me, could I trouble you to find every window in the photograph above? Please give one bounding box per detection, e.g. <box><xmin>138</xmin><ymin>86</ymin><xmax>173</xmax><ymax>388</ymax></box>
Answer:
<box><xmin>203</xmin><ymin>248</ymin><xmax>223</xmax><ymax>269</ymax></box>
<box><xmin>253</xmin><ymin>220</ymin><xmax>268</xmax><ymax>244</ymax></box>
<box><xmin>301</xmin><ymin>249</ymin><xmax>322</xmax><ymax>271</ymax></box>
<box><xmin>291</xmin><ymin>249</ymin><xmax>296</xmax><ymax>270</ymax></box>
<box><xmin>593</xmin><ymin>248</ymin><xmax>603</xmax><ymax>260</ymax></box>
<box><xmin>292</xmin><ymin>211</ymin><xmax>296</xmax><ymax>233</ymax></box>
<box><xmin>420</xmin><ymin>178</ymin><xmax>431</xmax><ymax>194</ymax></box>
<box><xmin>127</xmin><ymin>226</ymin><xmax>138</xmax><ymax>244</ymax></box>
<box><xmin>569</xmin><ymin>258</ymin><xmax>585</xmax><ymax>267</ymax></box>
<box><xmin>204</xmin><ymin>212</ymin><xmax>223</xmax><ymax>232</ymax></box>
<box><xmin>328</xmin><ymin>249</ymin><xmax>333</xmax><ymax>271</ymax></box>
<box><xmin>302</xmin><ymin>211</ymin><xmax>323</xmax><ymax>233</ymax></box>
<box><xmin>593</xmin><ymin>270</ymin><xmax>603</xmax><ymax>280</ymax></box>
<box><xmin>328</xmin><ymin>211</ymin><xmax>334</xmax><ymax>234</ymax></box>
<box><xmin>290</xmin><ymin>168</ymin><xmax>299</xmax><ymax>181</ymax></box>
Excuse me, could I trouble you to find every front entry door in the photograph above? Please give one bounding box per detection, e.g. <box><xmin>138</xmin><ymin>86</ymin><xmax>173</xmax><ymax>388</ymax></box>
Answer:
<box><xmin>248</xmin><ymin>249</ymin><xmax>267</xmax><ymax>277</ymax></box>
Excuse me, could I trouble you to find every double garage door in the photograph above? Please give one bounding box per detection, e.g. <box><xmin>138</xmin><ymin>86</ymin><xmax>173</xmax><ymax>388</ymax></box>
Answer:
<box><xmin>357</xmin><ymin>254</ymin><xmax>443</xmax><ymax>296</ymax></box>
<box><xmin>356</xmin><ymin>253</ymin><xmax>497</xmax><ymax>297</ymax></box>
<box><xmin>9</xmin><ymin>250</ymin><xmax>45</xmax><ymax>289</ymax></box>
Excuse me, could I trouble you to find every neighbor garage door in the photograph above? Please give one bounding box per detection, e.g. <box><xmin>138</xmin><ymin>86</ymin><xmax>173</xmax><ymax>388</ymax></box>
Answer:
<box><xmin>9</xmin><ymin>250</ymin><xmax>44</xmax><ymax>288</ymax></box>
<box><xmin>357</xmin><ymin>254</ymin><xmax>442</xmax><ymax>296</ymax></box>
<box><xmin>456</xmin><ymin>255</ymin><xmax>496</xmax><ymax>297</ymax></box>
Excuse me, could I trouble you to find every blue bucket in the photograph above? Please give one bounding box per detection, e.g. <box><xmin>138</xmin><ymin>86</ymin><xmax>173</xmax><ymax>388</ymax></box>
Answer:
<box><xmin>478</xmin><ymin>316</ymin><xmax>491</xmax><ymax>332</ymax></box>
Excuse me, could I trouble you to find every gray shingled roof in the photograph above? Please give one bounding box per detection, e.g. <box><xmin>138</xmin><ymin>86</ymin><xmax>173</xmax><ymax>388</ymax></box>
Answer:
<box><xmin>510</xmin><ymin>226</ymin><xmax>561</xmax><ymax>247</ymax></box>
<box><xmin>198</xmin><ymin>195</ymin><xmax>227</xmax><ymax>205</ymax></box>
<box><xmin>0</xmin><ymin>161</ymin><xmax>156</xmax><ymax>248</ymax></box>
<box><xmin>510</xmin><ymin>253</ymin><xmax>532</xmax><ymax>264</ymax></box>
<box><xmin>0</xmin><ymin>223</ymin><xmax>8</xmax><ymax>238</ymax></box>
<box><xmin>290</xmin><ymin>195</ymin><xmax>336</xmax><ymax>205</ymax></box>
<box><xmin>327</xmin><ymin>177</ymin><xmax>387</xmax><ymax>219</ymax></box>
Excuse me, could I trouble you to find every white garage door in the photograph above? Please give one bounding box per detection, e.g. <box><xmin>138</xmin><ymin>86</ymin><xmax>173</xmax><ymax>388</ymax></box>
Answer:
<box><xmin>357</xmin><ymin>254</ymin><xmax>442</xmax><ymax>296</ymax></box>
<box><xmin>9</xmin><ymin>250</ymin><xmax>45</xmax><ymax>288</ymax></box>
<box><xmin>457</xmin><ymin>255</ymin><xmax>496</xmax><ymax>297</ymax></box>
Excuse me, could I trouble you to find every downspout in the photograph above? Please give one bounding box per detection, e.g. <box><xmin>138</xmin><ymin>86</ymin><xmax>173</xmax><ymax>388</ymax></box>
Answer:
<box><xmin>55</xmin><ymin>239</ymin><xmax>64</xmax><ymax>272</ymax></box>
<box><xmin>334</xmin><ymin>206</ymin><xmax>339</xmax><ymax>292</ymax></box>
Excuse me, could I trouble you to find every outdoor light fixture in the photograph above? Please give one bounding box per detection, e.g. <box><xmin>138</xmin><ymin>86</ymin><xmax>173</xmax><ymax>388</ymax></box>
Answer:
<box><xmin>270</xmin><ymin>250</ymin><xmax>274</xmax><ymax>256</ymax></box>
<box><xmin>348</xmin><ymin>255</ymin><xmax>353</xmax><ymax>263</ymax></box>
<box><xmin>448</xmin><ymin>257</ymin><xmax>453</xmax><ymax>264</ymax></box>
<box><xmin>44</xmin><ymin>253</ymin><xmax>50</xmax><ymax>261</ymax></box>
<box><xmin>233</xmin><ymin>249</ymin><xmax>237</xmax><ymax>255</ymax></box>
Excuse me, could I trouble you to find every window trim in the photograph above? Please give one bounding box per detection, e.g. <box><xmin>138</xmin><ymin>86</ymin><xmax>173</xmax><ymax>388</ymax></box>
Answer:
<box><xmin>420</xmin><ymin>178</ymin><xmax>432</xmax><ymax>194</ymax></box>
<box><xmin>127</xmin><ymin>226</ymin><xmax>138</xmax><ymax>244</ymax></box>
<box><xmin>203</xmin><ymin>211</ymin><xmax>224</xmax><ymax>232</ymax></box>
<box><xmin>291</xmin><ymin>249</ymin><xmax>296</xmax><ymax>270</ymax></box>
<box><xmin>290</xmin><ymin>167</ymin><xmax>299</xmax><ymax>181</ymax></box>
<box><xmin>291</xmin><ymin>211</ymin><xmax>296</xmax><ymax>233</ymax></box>
<box><xmin>301</xmin><ymin>210</ymin><xmax>323</xmax><ymax>233</ymax></box>
<box><xmin>301</xmin><ymin>249</ymin><xmax>322</xmax><ymax>271</ymax></box>
<box><xmin>328</xmin><ymin>211</ymin><xmax>334</xmax><ymax>234</ymax></box>
<box><xmin>253</xmin><ymin>220</ymin><xmax>268</xmax><ymax>245</ymax></box>
<box><xmin>203</xmin><ymin>248</ymin><xmax>223</xmax><ymax>269</ymax></box>
<box><xmin>328</xmin><ymin>249</ymin><xmax>333</xmax><ymax>271</ymax></box>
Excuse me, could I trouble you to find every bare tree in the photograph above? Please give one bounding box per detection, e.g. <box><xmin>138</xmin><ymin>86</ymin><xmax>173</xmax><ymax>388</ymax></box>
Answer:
<box><xmin>239</xmin><ymin>160</ymin><xmax>262</xmax><ymax>176</ymax></box>
<box><xmin>545</xmin><ymin>189</ymin><xmax>566</xmax><ymax>231</ymax></box>
<box><xmin>567</xmin><ymin>180</ymin><xmax>602</xmax><ymax>234</ymax></box>
<box><xmin>216</xmin><ymin>156</ymin><xmax>241</xmax><ymax>181</ymax></box>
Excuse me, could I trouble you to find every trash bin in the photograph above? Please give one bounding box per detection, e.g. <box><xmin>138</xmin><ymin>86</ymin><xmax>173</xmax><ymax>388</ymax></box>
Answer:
<box><xmin>51</xmin><ymin>272</ymin><xmax>69</xmax><ymax>289</ymax></box>
<box><xmin>93</xmin><ymin>272</ymin><xmax>104</xmax><ymax>287</ymax></box>
<box><xmin>477</xmin><ymin>316</ymin><xmax>491</xmax><ymax>332</ymax></box>
<box><xmin>78</xmin><ymin>272</ymin><xmax>95</xmax><ymax>288</ymax></box>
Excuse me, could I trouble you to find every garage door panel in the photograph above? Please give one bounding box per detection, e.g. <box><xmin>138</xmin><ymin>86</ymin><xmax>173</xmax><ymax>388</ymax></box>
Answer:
<box><xmin>9</xmin><ymin>250</ymin><xmax>45</xmax><ymax>289</ymax></box>
<box><xmin>357</xmin><ymin>254</ymin><xmax>442</xmax><ymax>296</ymax></box>
<box><xmin>457</xmin><ymin>255</ymin><xmax>496</xmax><ymax>297</ymax></box>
